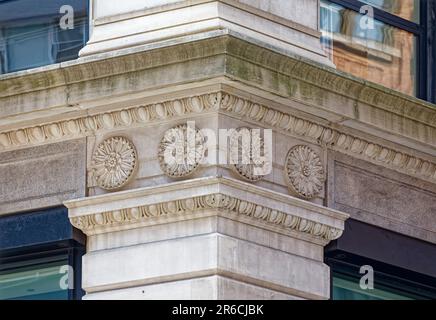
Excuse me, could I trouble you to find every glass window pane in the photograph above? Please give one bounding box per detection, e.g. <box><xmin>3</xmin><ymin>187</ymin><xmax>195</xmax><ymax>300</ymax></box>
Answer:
<box><xmin>321</xmin><ymin>0</ymin><xmax>417</xmax><ymax>96</ymax></box>
<box><xmin>0</xmin><ymin>259</ymin><xmax>69</xmax><ymax>300</ymax></box>
<box><xmin>0</xmin><ymin>0</ymin><xmax>88</xmax><ymax>74</ymax></box>
<box><xmin>4</xmin><ymin>24</ymin><xmax>54</xmax><ymax>73</ymax></box>
<box><xmin>333</xmin><ymin>276</ymin><xmax>415</xmax><ymax>300</ymax></box>
<box><xmin>360</xmin><ymin>0</ymin><xmax>420</xmax><ymax>23</ymax></box>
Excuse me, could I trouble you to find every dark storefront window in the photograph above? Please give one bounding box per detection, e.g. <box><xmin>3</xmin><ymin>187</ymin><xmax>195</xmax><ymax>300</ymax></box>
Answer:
<box><xmin>0</xmin><ymin>0</ymin><xmax>88</xmax><ymax>74</ymax></box>
<box><xmin>330</xmin><ymin>262</ymin><xmax>436</xmax><ymax>300</ymax></box>
<box><xmin>320</xmin><ymin>0</ymin><xmax>436</xmax><ymax>103</ymax></box>
<box><xmin>333</xmin><ymin>274</ymin><xmax>414</xmax><ymax>300</ymax></box>
<box><xmin>326</xmin><ymin>220</ymin><xmax>436</xmax><ymax>301</ymax></box>
<box><xmin>0</xmin><ymin>207</ymin><xmax>85</xmax><ymax>300</ymax></box>
<box><xmin>0</xmin><ymin>256</ymin><xmax>69</xmax><ymax>300</ymax></box>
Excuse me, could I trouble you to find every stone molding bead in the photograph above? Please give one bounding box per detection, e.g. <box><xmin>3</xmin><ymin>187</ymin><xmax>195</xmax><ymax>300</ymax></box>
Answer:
<box><xmin>91</xmin><ymin>136</ymin><xmax>137</xmax><ymax>190</ymax></box>
<box><xmin>285</xmin><ymin>145</ymin><xmax>325</xmax><ymax>200</ymax></box>
<box><xmin>70</xmin><ymin>193</ymin><xmax>343</xmax><ymax>241</ymax></box>
<box><xmin>158</xmin><ymin>124</ymin><xmax>206</xmax><ymax>178</ymax></box>
<box><xmin>230</xmin><ymin>127</ymin><xmax>270</xmax><ymax>182</ymax></box>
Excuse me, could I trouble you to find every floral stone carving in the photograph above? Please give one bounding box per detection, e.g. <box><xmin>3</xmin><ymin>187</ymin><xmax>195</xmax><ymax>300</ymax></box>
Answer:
<box><xmin>158</xmin><ymin>124</ymin><xmax>206</xmax><ymax>178</ymax></box>
<box><xmin>230</xmin><ymin>127</ymin><xmax>270</xmax><ymax>182</ymax></box>
<box><xmin>285</xmin><ymin>145</ymin><xmax>325</xmax><ymax>199</ymax></box>
<box><xmin>91</xmin><ymin>136</ymin><xmax>137</xmax><ymax>190</ymax></box>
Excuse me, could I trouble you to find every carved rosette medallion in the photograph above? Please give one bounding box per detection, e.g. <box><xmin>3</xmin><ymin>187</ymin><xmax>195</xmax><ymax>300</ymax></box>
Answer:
<box><xmin>285</xmin><ymin>145</ymin><xmax>325</xmax><ymax>199</ymax></box>
<box><xmin>158</xmin><ymin>124</ymin><xmax>206</xmax><ymax>178</ymax></box>
<box><xmin>91</xmin><ymin>136</ymin><xmax>137</xmax><ymax>190</ymax></box>
<box><xmin>230</xmin><ymin>127</ymin><xmax>270</xmax><ymax>182</ymax></box>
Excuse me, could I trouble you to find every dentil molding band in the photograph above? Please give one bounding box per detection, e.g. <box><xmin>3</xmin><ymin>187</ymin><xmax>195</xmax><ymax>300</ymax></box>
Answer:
<box><xmin>1</xmin><ymin>92</ymin><xmax>435</xmax><ymax>183</ymax></box>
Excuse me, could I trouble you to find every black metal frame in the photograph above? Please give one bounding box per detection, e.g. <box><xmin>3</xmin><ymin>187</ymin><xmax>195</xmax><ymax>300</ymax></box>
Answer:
<box><xmin>326</xmin><ymin>0</ymin><xmax>436</xmax><ymax>103</ymax></box>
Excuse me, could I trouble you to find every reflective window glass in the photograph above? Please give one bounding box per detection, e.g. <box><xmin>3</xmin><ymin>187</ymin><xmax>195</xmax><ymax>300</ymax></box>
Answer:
<box><xmin>0</xmin><ymin>0</ymin><xmax>88</xmax><ymax>74</ymax></box>
<box><xmin>321</xmin><ymin>0</ymin><xmax>417</xmax><ymax>96</ymax></box>
<box><xmin>360</xmin><ymin>0</ymin><xmax>420</xmax><ymax>23</ymax></box>
<box><xmin>0</xmin><ymin>258</ymin><xmax>69</xmax><ymax>300</ymax></box>
<box><xmin>333</xmin><ymin>274</ymin><xmax>415</xmax><ymax>300</ymax></box>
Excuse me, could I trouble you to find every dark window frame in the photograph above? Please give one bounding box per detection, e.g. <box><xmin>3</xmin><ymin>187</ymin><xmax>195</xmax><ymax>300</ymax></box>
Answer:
<box><xmin>324</xmin><ymin>0</ymin><xmax>436</xmax><ymax>103</ymax></box>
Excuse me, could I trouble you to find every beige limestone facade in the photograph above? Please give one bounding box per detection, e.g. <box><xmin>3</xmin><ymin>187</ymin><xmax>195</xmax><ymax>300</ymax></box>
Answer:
<box><xmin>1</xmin><ymin>0</ymin><xmax>435</xmax><ymax>300</ymax></box>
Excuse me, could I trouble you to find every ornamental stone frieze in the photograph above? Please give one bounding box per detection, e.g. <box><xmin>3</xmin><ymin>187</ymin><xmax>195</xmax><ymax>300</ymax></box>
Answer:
<box><xmin>1</xmin><ymin>91</ymin><xmax>435</xmax><ymax>187</ymax></box>
<box><xmin>219</xmin><ymin>93</ymin><xmax>436</xmax><ymax>184</ymax></box>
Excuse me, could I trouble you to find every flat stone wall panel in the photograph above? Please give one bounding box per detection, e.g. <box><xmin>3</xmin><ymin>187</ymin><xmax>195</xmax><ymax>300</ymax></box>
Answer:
<box><xmin>0</xmin><ymin>139</ymin><xmax>86</xmax><ymax>215</ymax></box>
<box><xmin>328</xmin><ymin>152</ymin><xmax>436</xmax><ymax>243</ymax></box>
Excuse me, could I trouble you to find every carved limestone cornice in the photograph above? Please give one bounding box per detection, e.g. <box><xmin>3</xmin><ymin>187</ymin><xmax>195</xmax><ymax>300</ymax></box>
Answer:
<box><xmin>220</xmin><ymin>93</ymin><xmax>436</xmax><ymax>183</ymax></box>
<box><xmin>1</xmin><ymin>91</ymin><xmax>435</xmax><ymax>184</ymax></box>
<box><xmin>69</xmin><ymin>193</ymin><xmax>343</xmax><ymax>241</ymax></box>
<box><xmin>66</xmin><ymin>177</ymin><xmax>347</xmax><ymax>241</ymax></box>
<box><xmin>1</xmin><ymin>34</ymin><xmax>435</xmax><ymax>145</ymax></box>
<box><xmin>224</xmin><ymin>36</ymin><xmax>436</xmax><ymax>131</ymax></box>
<box><xmin>0</xmin><ymin>93</ymin><xmax>219</xmax><ymax>151</ymax></box>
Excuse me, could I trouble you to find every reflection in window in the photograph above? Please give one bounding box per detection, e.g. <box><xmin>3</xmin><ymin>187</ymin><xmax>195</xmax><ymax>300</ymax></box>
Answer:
<box><xmin>320</xmin><ymin>0</ymin><xmax>417</xmax><ymax>96</ymax></box>
<box><xmin>333</xmin><ymin>274</ymin><xmax>415</xmax><ymax>300</ymax></box>
<box><xmin>0</xmin><ymin>0</ymin><xmax>88</xmax><ymax>75</ymax></box>
<box><xmin>0</xmin><ymin>258</ymin><xmax>69</xmax><ymax>300</ymax></box>
<box><xmin>360</xmin><ymin>0</ymin><xmax>420</xmax><ymax>22</ymax></box>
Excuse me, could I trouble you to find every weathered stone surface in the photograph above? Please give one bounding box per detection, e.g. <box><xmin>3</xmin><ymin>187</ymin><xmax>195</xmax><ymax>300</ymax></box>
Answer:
<box><xmin>0</xmin><ymin>0</ymin><xmax>434</xmax><ymax>301</ymax></box>
<box><xmin>0</xmin><ymin>139</ymin><xmax>86</xmax><ymax>215</ymax></box>
<box><xmin>1</xmin><ymin>35</ymin><xmax>435</xmax><ymax>158</ymax></box>
<box><xmin>237</xmin><ymin>0</ymin><xmax>319</xmax><ymax>29</ymax></box>
<box><xmin>328</xmin><ymin>152</ymin><xmax>436</xmax><ymax>244</ymax></box>
<box><xmin>82</xmin><ymin>234</ymin><xmax>329</xmax><ymax>299</ymax></box>
<box><xmin>83</xmin><ymin>275</ymin><xmax>302</xmax><ymax>300</ymax></box>
<box><xmin>66</xmin><ymin>177</ymin><xmax>347</xmax><ymax>299</ymax></box>
<box><xmin>84</xmin><ymin>0</ymin><xmax>328</xmax><ymax>64</ymax></box>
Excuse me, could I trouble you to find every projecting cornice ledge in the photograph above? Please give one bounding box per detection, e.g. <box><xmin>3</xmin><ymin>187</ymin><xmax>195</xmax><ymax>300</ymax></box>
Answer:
<box><xmin>0</xmin><ymin>32</ymin><xmax>435</xmax><ymax>153</ymax></box>
<box><xmin>64</xmin><ymin>177</ymin><xmax>349</xmax><ymax>243</ymax></box>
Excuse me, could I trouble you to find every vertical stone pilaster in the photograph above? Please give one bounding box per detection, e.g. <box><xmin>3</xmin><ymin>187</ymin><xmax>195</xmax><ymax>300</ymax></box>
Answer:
<box><xmin>65</xmin><ymin>178</ymin><xmax>348</xmax><ymax>300</ymax></box>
